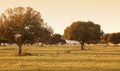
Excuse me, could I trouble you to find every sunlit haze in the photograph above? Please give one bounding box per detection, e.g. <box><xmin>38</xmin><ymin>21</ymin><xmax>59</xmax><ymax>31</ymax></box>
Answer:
<box><xmin>0</xmin><ymin>0</ymin><xmax>120</xmax><ymax>35</ymax></box>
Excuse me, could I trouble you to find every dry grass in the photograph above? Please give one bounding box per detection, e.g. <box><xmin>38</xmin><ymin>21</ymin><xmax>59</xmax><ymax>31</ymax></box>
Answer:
<box><xmin>0</xmin><ymin>44</ymin><xmax>120</xmax><ymax>71</ymax></box>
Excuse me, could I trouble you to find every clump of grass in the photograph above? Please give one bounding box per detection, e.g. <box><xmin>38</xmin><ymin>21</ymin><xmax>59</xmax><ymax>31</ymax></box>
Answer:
<box><xmin>64</xmin><ymin>50</ymin><xmax>71</xmax><ymax>53</ymax></box>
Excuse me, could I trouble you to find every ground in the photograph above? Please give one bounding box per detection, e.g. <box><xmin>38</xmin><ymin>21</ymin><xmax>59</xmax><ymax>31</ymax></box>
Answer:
<box><xmin>0</xmin><ymin>44</ymin><xmax>120</xmax><ymax>71</ymax></box>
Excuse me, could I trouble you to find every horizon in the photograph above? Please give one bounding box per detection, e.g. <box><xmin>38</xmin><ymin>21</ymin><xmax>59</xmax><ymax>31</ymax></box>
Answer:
<box><xmin>0</xmin><ymin>0</ymin><xmax>120</xmax><ymax>35</ymax></box>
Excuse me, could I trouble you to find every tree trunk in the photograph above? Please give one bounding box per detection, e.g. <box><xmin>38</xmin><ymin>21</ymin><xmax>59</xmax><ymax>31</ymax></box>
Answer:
<box><xmin>17</xmin><ymin>44</ymin><xmax>22</xmax><ymax>55</ymax></box>
<box><xmin>80</xmin><ymin>40</ymin><xmax>85</xmax><ymax>50</ymax></box>
<box><xmin>81</xmin><ymin>43</ymin><xmax>85</xmax><ymax>50</ymax></box>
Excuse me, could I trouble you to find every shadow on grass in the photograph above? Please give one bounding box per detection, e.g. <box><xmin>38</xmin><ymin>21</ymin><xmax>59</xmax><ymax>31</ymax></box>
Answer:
<box><xmin>14</xmin><ymin>52</ymin><xmax>38</xmax><ymax>56</ymax></box>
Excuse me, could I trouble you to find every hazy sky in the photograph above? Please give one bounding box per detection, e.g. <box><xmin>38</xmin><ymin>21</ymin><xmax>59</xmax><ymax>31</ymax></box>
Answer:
<box><xmin>0</xmin><ymin>0</ymin><xmax>120</xmax><ymax>34</ymax></box>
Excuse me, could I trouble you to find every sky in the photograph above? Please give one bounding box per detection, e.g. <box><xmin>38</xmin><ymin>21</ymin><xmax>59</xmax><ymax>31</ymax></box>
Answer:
<box><xmin>0</xmin><ymin>0</ymin><xmax>120</xmax><ymax>35</ymax></box>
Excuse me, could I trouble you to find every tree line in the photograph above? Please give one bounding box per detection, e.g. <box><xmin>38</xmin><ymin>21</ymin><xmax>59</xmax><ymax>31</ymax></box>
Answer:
<box><xmin>100</xmin><ymin>33</ymin><xmax>120</xmax><ymax>46</ymax></box>
<box><xmin>0</xmin><ymin>6</ymin><xmax>120</xmax><ymax>54</ymax></box>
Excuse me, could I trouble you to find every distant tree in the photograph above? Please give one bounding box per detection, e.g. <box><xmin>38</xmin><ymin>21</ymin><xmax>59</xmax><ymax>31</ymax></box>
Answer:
<box><xmin>109</xmin><ymin>33</ymin><xmax>120</xmax><ymax>46</ymax></box>
<box><xmin>63</xmin><ymin>21</ymin><xmax>103</xmax><ymax>49</ymax></box>
<box><xmin>38</xmin><ymin>27</ymin><xmax>53</xmax><ymax>46</ymax></box>
<box><xmin>0</xmin><ymin>17</ymin><xmax>2</xmax><ymax>46</ymax></box>
<box><xmin>0</xmin><ymin>13</ymin><xmax>8</xmax><ymax>46</ymax></box>
<box><xmin>0</xmin><ymin>7</ymin><xmax>53</xmax><ymax>55</ymax></box>
<box><xmin>60</xmin><ymin>39</ymin><xmax>66</xmax><ymax>44</ymax></box>
<box><xmin>100</xmin><ymin>34</ymin><xmax>110</xmax><ymax>47</ymax></box>
<box><xmin>0</xmin><ymin>39</ymin><xmax>8</xmax><ymax>46</ymax></box>
<box><xmin>51</xmin><ymin>34</ymin><xmax>66</xmax><ymax>45</ymax></box>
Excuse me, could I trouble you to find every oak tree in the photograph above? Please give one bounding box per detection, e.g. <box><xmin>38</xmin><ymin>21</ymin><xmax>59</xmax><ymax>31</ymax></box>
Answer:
<box><xmin>0</xmin><ymin>7</ymin><xmax>53</xmax><ymax>54</ymax></box>
<box><xmin>63</xmin><ymin>21</ymin><xmax>103</xmax><ymax>49</ymax></box>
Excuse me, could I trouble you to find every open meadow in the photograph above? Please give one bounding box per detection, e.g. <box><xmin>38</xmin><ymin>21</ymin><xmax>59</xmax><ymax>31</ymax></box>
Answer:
<box><xmin>0</xmin><ymin>44</ymin><xmax>120</xmax><ymax>71</ymax></box>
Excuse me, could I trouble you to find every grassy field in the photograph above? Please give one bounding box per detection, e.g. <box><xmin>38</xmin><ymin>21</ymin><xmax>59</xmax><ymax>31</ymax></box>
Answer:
<box><xmin>0</xmin><ymin>44</ymin><xmax>120</xmax><ymax>71</ymax></box>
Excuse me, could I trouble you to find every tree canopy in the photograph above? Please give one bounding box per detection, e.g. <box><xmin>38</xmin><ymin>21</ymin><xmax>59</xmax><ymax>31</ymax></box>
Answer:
<box><xmin>109</xmin><ymin>33</ymin><xmax>120</xmax><ymax>46</ymax></box>
<box><xmin>51</xmin><ymin>34</ymin><xmax>66</xmax><ymax>45</ymax></box>
<box><xmin>100</xmin><ymin>34</ymin><xmax>110</xmax><ymax>44</ymax></box>
<box><xmin>100</xmin><ymin>33</ymin><xmax>120</xmax><ymax>46</ymax></box>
